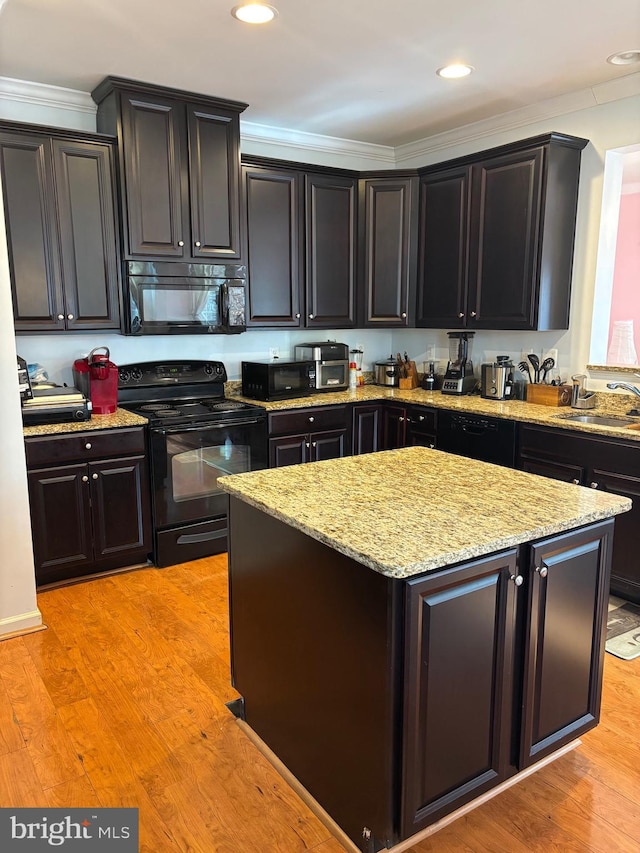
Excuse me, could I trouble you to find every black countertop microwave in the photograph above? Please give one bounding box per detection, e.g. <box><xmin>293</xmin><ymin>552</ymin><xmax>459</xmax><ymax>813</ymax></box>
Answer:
<box><xmin>126</xmin><ymin>261</ymin><xmax>246</xmax><ymax>334</ymax></box>
<box><xmin>241</xmin><ymin>360</ymin><xmax>315</xmax><ymax>401</ymax></box>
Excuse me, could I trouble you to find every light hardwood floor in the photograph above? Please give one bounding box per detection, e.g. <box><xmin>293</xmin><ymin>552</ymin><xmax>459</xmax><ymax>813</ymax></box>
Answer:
<box><xmin>1</xmin><ymin>556</ymin><xmax>639</xmax><ymax>852</ymax></box>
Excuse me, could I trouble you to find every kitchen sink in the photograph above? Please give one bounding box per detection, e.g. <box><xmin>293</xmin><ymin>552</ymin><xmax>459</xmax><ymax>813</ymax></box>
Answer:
<box><xmin>556</xmin><ymin>414</ymin><xmax>636</xmax><ymax>427</ymax></box>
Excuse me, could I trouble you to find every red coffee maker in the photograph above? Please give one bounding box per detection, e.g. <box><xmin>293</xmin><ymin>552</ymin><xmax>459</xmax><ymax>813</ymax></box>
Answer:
<box><xmin>72</xmin><ymin>347</ymin><xmax>119</xmax><ymax>414</ymax></box>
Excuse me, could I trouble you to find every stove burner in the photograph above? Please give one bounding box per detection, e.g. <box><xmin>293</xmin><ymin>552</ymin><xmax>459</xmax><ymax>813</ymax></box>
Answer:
<box><xmin>208</xmin><ymin>400</ymin><xmax>244</xmax><ymax>411</ymax></box>
<box><xmin>156</xmin><ymin>409</ymin><xmax>181</xmax><ymax>417</ymax></box>
<box><xmin>140</xmin><ymin>403</ymin><xmax>173</xmax><ymax>411</ymax></box>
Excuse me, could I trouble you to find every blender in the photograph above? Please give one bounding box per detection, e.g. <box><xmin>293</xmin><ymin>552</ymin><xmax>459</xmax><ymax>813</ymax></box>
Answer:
<box><xmin>442</xmin><ymin>332</ymin><xmax>476</xmax><ymax>395</ymax></box>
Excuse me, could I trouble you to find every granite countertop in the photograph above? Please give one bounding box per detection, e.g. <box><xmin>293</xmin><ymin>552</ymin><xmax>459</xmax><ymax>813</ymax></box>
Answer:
<box><xmin>22</xmin><ymin>408</ymin><xmax>148</xmax><ymax>437</ymax></box>
<box><xmin>219</xmin><ymin>446</ymin><xmax>632</xmax><ymax>579</ymax></box>
<box><xmin>231</xmin><ymin>384</ymin><xmax>640</xmax><ymax>441</ymax></box>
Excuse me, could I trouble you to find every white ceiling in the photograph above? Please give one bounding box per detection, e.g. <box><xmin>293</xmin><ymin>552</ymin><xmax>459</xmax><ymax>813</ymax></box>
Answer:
<box><xmin>0</xmin><ymin>0</ymin><xmax>638</xmax><ymax>147</ymax></box>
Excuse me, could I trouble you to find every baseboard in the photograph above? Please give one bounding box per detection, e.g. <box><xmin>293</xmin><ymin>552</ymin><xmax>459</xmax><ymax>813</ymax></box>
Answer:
<box><xmin>0</xmin><ymin>608</ymin><xmax>44</xmax><ymax>641</ymax></box>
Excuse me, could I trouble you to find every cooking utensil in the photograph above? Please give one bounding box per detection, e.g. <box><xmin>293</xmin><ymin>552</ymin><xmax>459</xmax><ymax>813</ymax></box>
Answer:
<box><xmin>518</xmin><ymin>361</ymin><xmax>532</xmax><ymax>382</ymax></box>
<box><xmin>539</xmin><ymin>356</ymin><xmax>555</xmax><ymax>384</ymax></box>
<box><xmin>527</xmin><ymin>353</ymin><xmax>540</xmax><ymax>383</ymax></box>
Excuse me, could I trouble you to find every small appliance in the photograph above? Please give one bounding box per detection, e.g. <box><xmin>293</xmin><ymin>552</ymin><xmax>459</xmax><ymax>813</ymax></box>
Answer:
<box><xmin>17</xmin><ymin>355</ymin><xmax>33</xmax><ymax>401</ymax></box>
<box><xmin>22</xmin><ymin>387</ymin><xmax>92</xmax><ymax>426</ymax></box>
<box><xmin>442</xmin><ymin>332</ymin><xmax>476</xmax><ymax>395</ymax></box>
<box><xmin>241</xmin><ymin>360</ymin><xmax>315</xmax><ymax>401</ymax></box>
<box><xmin>293</xmin><ymin>342</ymin><xmax>349</xmax><ymax>391</ymax></box>
<box><xmin>72</xmin><ymin>346</ymin><xmax>119</xmax><ymax>414</ymax></box>
<box><xmin>375</xmin><ymin>357</ymin><xmax>400</xmax><ymax>387</ymax></box>
<box><xmin>481</xmin><ymin>356</ymin><xmax>517</xmax><ymax>400</ymax></box>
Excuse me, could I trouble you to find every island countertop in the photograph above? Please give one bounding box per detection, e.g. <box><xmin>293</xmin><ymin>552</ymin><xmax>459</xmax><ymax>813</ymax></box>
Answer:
<box><xmin>219</xmin><ymin>446</ymin><xmax>632</xmax><ymax>579</ymax></box>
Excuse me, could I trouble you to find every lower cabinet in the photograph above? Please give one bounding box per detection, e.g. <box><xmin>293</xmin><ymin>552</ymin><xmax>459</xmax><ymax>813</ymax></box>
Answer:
<box><xmin>352</xmin><ymin>403</ymin><xmax>383</xmax><ymax>455</ymax></box>
<box><xmin>381</xmin><ymin>403</ymin><xmax>437</xmax><ymax>450</ymax></box>
<box><xmin>25</xmin><ymin>428</ymin><xmax>152</xmax><ymax>585</ymax></box>
<box><xmin>518</xmin><ymin>424</ymin><xmax>640</xmax><ymax>603</ymax></box>
<box><xmin>268</xmin><ymin>405</ymin><xmax>350</xmax><ymax>468</ymax></box>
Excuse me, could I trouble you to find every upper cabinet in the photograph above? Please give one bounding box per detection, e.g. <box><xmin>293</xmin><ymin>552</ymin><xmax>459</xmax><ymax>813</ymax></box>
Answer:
<box><xmin>92</xmin><ymin>77</ymin><xmax>246</xmax><ymax>262</ymax></box>
<box><xmin>241</xmin><ymin>157</ymin><xmax>357</xmax><ymax>328</ymax></box>
<box><xmin>358</xmin><ymin>172</ymin><xmax>419</xmax><ymax>328</ymax></box>
<box><xmin>0</xmin><ymin>123</ymin><xmax>121</xmax><ymax>332</ymax></box>
<box><xmin>416</xmin><ymin>133</ymin><xmax>588</xmax><ymax>331</ymax></box>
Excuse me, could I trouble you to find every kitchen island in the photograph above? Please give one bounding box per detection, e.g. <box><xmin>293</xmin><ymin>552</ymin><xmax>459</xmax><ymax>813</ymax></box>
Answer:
<box><xmin>220</xmin><ymin>447</ymin><xmax>631</xmax><ymax>852</ymax></box>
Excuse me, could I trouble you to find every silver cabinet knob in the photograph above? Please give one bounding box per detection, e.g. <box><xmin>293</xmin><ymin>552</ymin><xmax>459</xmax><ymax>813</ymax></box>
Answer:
<box><xmin>57</xmin><ymin>314</ymin><xmax>64</xmax><ymax>320</ymax></box>
<box><xmin>470</xmin><ymin>311</ymin><xmax>477</xmax><ymax>318</ymax></box>
<box><xmin>418</xmin><ymin>415</ymin><xmax>425</xmax><ymax>421</ymax></box>
<box><xmin>590</xmin><ymin>482</ymin><xmax>599</xmax><ymax>489</ymax></box>
<box><xmin>572</xmin><ymin>478</ymin><xmax>580</xmax><ymax>485</ymax></box>
<box><xmin>510</xmin><ymin>574</ymin><xmax>524</xmax><ymax>586</ymax></box>
<box><xmin>178</xmin><ymin>240</ymin><xmax>184</xmax><ymax>247</ymax></box>
<box><xmin>295</xmin><ymin>313</ymin><xmax>301</xmax><ymax>319</ymax></box>
<box><xmin>399</xmin><ymin>416</ymin><xmax>405</xmax><ymax>422</ymax></box>
<box><xmin>92</xmin><ymin>473</ymin><xmax>99</xmax><ymax>480</ymax></box>
<box><xmin>535</xmin><ymin>564</ymin><xmax>548</xmax><ymax>578</ymax></box>
<box><xmin>458</xmin><ymin>312</ymin><xmax>464</xmax><ymax>319</ymax></box>
<box><xmin>308</xmin><ymin>416</ymin><xmax>314</xmax><ymax>423</ymax></box>
<box><xmin>67</xmin><ymin>314</ymin><xmax>74</xmax><ymax>320</ymax></box>
<box><xmin>82</xmin><ymin>475</ymin><xmax>89</xmax><ymax>483</ymax></box>
<box><xmin>401</xmin><ymin>312</ymin><xmax>407</xmax><ymax>319</ymax></box>
<box><xmin>305</xmin><ymin>442</ymin><xmax>310</xmax><ymax>449</ymax></box>
<box><xmin>312</xmin><ymin>441</ymin><xmax>317</xmax><ymax>448</ymax></box>
<box><xmin>308</xmin><ymin>314</ymin><xmax>315</xmax><ymax>319</ymax></box>
<box><xmin>429</xmin><ymin>443</ymin><xmax>435</xmax><ymax>449</ymax></box>
<box><xmin>195</xmin><ymin>241</ymin><xmax>201</xmax><ymax>247</ymax></box>
<box><xmin>85</xmin><ymin>442</ymin><xmax>92</xmax><ymax>450</ymax></box>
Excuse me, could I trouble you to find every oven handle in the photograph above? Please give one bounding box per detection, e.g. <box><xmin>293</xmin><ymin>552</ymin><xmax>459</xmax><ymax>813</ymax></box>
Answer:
<box><xmin>177</xmin><ymin>529</ymin><xmax>226</xmax><ymax>545</ymax></box>
<box><xmin>153</xmin><ymin>417</ymin><xmax>265</xmax><ymax>435</ymax></box>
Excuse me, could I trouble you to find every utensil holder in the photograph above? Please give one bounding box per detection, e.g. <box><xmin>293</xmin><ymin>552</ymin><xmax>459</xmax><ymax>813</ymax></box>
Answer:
<box><xmin>526</xmin><ymin>384</ymin><xmax>571</xmax><ymax>406</ymax></box>
<box><xmin>399</xmin><ymin>361</ymin><xmax>419</xmax><ymax>389</ymax></box>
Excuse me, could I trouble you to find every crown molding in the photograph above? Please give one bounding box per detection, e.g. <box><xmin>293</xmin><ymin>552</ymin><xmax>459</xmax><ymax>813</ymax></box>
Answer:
<box><xmin>0</xmin><ymin>76</ymin><xmax>96</xmax><ymax>114</ymax></box>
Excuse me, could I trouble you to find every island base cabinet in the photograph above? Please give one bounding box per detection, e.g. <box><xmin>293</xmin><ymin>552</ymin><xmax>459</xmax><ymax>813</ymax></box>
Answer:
<box><xmin>520</xmin><ymin>521</ymin><xmax>613</xmax><ymax>768</ymax></box>
<box><xmin>401</xmin><ymin>551</ymin><xmax>518</xmax><ymax>838</ymax></box>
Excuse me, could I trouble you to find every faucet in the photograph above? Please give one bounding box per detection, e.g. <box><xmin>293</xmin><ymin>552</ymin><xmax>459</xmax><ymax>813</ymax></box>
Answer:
<box><xmin>607</xmin><ymin>382</ymin><xmax>640</xmax><ymax>398</ymax></box>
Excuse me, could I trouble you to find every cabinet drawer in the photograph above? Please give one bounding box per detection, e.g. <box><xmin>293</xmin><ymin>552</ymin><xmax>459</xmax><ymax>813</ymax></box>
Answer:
<box><xmin>408</xmin><ymin>406</ymin><xmax>437</xmax><ymax>433</ymax></box>
<box><xmin>25</xmin><ymin>427</ymin><xmax>146</xmax><ymax>467</ymax></box>
<box><xmin>268</xmin><ymin>405</ymin><xmax>349</xmax><ymax>436</ymax></box>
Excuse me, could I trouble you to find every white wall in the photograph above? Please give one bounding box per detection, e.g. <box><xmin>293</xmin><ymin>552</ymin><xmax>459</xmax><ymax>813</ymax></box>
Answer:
<box><xmin>1</xmin><ymin>78</ymin><xmax>639</xmax><ymax>627</ymax></box>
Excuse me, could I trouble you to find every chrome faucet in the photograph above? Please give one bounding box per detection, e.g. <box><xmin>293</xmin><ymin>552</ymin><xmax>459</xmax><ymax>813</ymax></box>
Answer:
<box><xmin>607</xmin><ymin>381</ymin><xmax>640</xmax><ymax>398</ymax></box>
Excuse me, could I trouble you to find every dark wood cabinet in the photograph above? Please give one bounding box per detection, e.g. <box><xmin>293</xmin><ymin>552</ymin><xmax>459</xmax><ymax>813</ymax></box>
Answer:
<box><xmin>382</xmin><ymin>403</ymin><xmax>437</xmax><ymax>450</ymax></box>
<box><xmin>268</xmin><ymin>405</ymin><xmax>350</xmax><ymax>467</ymax></box>
<box><xmin>359</xmin><ymin>173</ymin><xmax>418</xmax><ymax>327</ymax></box>
<box><xmin>241</xmin><ymin>156</ymin><xmax>357</xmax><ymax>328</ymax></box>
<box><xmin>416</xmin><ymin>133</ymin><xmax>587</xmax><ymax>331</ymax></box>
<box><xmin>0</xmin><ymin>123</ymin><xmax>121</xmax><ymax>332</ymax></box>
<box><xmin>352</xmin><ymin>404</ymin><xmax>382</xmax><ymax>455</ymax></box>
<box><xmin>518</xmin><ymin>424</ymin><xmax>640</xmax><ymax>603</ymax></box>
<box><xmin>382</xmin><ymin>404</ymin><xmax>409</xmax><ymax>449</ymax></box>
<box><xmin>25</xmin><ymin>428</ymin><xmax>151</xmax><ymax>586</ymax></box>
<box><xmin>93</xmin><ymin>77</ymin><xmax>246</xmax><ymax>262</ymax></box>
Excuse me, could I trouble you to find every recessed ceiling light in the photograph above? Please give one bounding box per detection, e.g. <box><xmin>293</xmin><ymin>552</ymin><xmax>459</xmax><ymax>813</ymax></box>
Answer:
<box><xmin>436</xmin><ymin>63</ymin><xmax>474</xmax><ymax>79</ymax></box>
<box><xmin>231</xmin><ymin>3</ymin><xmax>278</xmax><ymax>24</ymax></box>
<box><xmin>606</xmin><ymin>49</ymin><xmax>640</xmax><ymax>66</ymax></box>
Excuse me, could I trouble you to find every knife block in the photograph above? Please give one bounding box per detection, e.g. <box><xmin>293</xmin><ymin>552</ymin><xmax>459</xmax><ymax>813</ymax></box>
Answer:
<box><xmin>526</xmin><ymin>384</ymin><xmax>571</xmax><ymax>406</ymax></box>
<box><xmin>399</xmin><ymin>361</ymin><xmax>419</xmax><ymax>389</ymax></box>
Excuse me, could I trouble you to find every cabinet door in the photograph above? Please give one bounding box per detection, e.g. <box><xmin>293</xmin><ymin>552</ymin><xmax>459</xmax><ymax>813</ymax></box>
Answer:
<box><xmin>468</xmin><ymin>147</ymin><xmax>543</xmax><ymax>329</ymax></box>
<box><xmin>0</xmin><ymin>131</ymin><xmax>64</xmax><ymax>331</ymax></box>
<box><xmin>361</xmin><ymin>176</ymin><xmax>417</xmax><ymax>327</ymax></box>
<box><xmin>382</xmin><ymin>405</ymin><xmax>408</xmax><ymax>449</ymax></box>
<box><xmin>521</xmin><ymin>522</ymin><xmax>613</xmax><ymax>768</ymax></box>
<box><xmin>269</xmin><ymin>434</ymin><xmax>309</xmax><ymax>468</ymax></box>
<box><xmin>187</xmin><ymin>103</ymin><xmax>241</xmax><ymax>259</ymax></box>
<box><xmin>89</xmin><ymin>456</ymin><xmax>151</xmax><ymax>567</ymax></box>
<box><xmin>243</xmin><ymin>165</ymin><xmax>302</xmax><ymax>326</ymax></box>
<box><xmin>27</xmin><ymin>463</ymin><xmax>93</xmax><ymax>585</ymax></box>
<box><xmin>311</xmin><ymin>429</ymin><xmax>349</xmax><ymax>462</ymax></box>
<box><xmin>120</xmin><ymin>92</ymin><xmax>187</xmax><ymax>258</ymax></box>
<box><xmin>352</xmin><ymin>404</ymin><xmax>382</xmax><ymax>455</ymax></box>
<box><xmin>305</xmin><ymin>173</ymin><xmax>356</xmax><ymax>328</ymax></box>
<box><xmin>52</xmin><ymin>139</ymin><xmax>121</xmax><ymax>330</ymax></box>
<box><xmin>401</xmin><ymin>551</ymin><xmax>518</xmax><ymax>837</ymax></box>
<box><xmin>416</xmin><ymin>165</ymin><xmax>470</xmax><ymax>329</ymax></box>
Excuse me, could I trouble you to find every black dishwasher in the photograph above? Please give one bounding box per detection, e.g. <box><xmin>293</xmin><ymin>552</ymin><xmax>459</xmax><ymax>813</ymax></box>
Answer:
<box><xmin>437</xmin><ymin>410</ymin><xmax>516</xmax><ymax>467</ymax></box>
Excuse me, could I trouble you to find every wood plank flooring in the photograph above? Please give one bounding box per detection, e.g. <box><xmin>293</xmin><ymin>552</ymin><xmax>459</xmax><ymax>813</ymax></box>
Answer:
<box><xmin>0</xmin><ymin>556</ymin><xmax>639</xmax><ymax>852</ymax></box>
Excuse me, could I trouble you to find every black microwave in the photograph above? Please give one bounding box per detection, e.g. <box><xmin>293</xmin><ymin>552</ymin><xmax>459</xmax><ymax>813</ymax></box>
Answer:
<box><xmin>241</xmin><ymin>360</ymin><xmax>315</xmax><ymax>401</ymax></box>
<box><xmin>126</xmin><ymin>261</ymin><xmax>246</xmax><ymax>335</ymax></box>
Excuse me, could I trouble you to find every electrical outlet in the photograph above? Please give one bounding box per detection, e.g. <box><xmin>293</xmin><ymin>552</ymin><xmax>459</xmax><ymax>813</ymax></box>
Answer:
<box><xmin>269</xmin><ymin>347</ymin><xmax>279</xmax><ymax>359</ymax></box>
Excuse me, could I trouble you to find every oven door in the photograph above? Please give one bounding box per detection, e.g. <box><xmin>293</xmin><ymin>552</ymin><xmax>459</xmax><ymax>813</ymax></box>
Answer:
<box><xmin>150</xmin><ymin>416</ymin><xmax>267</xmax><ymax>529</ymax></box>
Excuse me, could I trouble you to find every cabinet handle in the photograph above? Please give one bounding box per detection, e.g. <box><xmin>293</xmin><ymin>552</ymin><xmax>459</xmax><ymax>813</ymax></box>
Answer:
<box><xmin>510</xmin><ymin>574</ymin><xmax>524</xmax><ymax>587</ymax></box>
<box><xmin>572</xmin><ymin>478</ymin><xmax>580</xmax><ymax>485</ymax></box>
<box><xmin>305</xmin><ymin>442</ymin><xmax>310</xmax><ymax>449</ymax></box>
<box><xmin>67</xmin><ymin>313</ymin><xmax>74</xmax><ymax>320</ymax></box>
<box><xmin>470</xmin><ymin>311</ymin><xmax>477</xmax><ymax>318</ymax></box>
<box><xmin>295</xmin><ymin>313</ymin><xmax>301</xmax><ymax>319</ymax></box>
<box><xmin>312</xmin><ymin>441</ymin><xmax>317</xmax><ymax>448</ymax></box>
<box><xmin>429</xmin><ymin>443</ymin><xmax>435</xmax><ymax>449</ymax></box>
<box><xmin>85</xmin><ymin>442</ymin><xmax>92</xmax><ymax>450</ymax></box>
<box><xmin>308</xmin><ymin>416</ymin><xmax>314</xmax><ymax>423</ymax></box>
<box><xmin>590</xmin><ymin>482</ymin><xmax>599</xmax><ymax>489</ymax></box>
<box><xmin>458</xmin><ymin>312</ymin><xmax>464</xmax><ymax>319</ymax></box>
<box><xmin>308</xmin><ymin>314</ymin><xmax>315</xmax><ymax>319</ymax></box>
<box><xmin>82</xmin><ymin>475</ymin><xmax>89</xmax><ymax>483</ymax></box>
<box><xmin>92</xmin><ymin>473</ymin><xmax>99</xmax><ymax>480</ymax></box>
<box><xmin>195</xmin><ymin>241</ymin><xmax>201</xmax><ymax>247</ymax></box>
<box><xmin>401</xmin><ymin>312</ymin><xmax>407</xmax><ymax>319</ymax></box>
<box><xmin>399</xmin><ymin>416</ymin><xmax>405</xmax><ymax>422</ymax></box>
<box><xmin>418</xmin><ymin>415</ymin><xmax>425</xmax><ymax>421</ymax></box>
<box><xmin>57</xmin><ymin>314</ymin><xmax>64</xmax><ymax>320</ymax></box>
<box><xmin>535</xmin><ymin>564</ymin><xmax>548</xmax><ymax>578</ymax></box>
<box><xmin>178</xmin><ymin>240</ymin><xmax>184</xmax><ymax>247</ymax></box>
